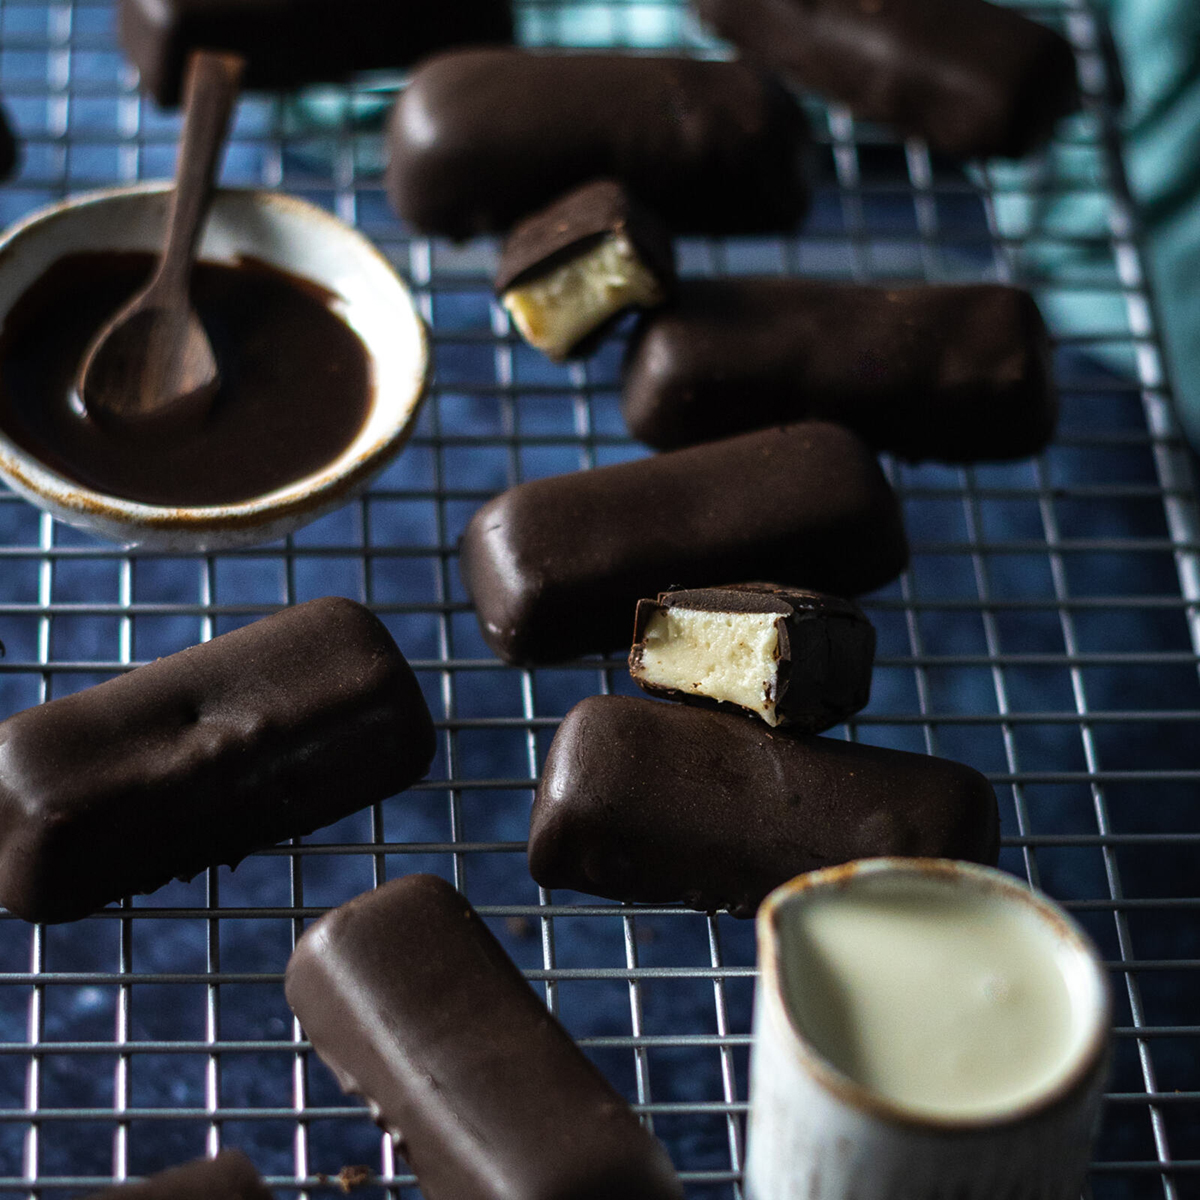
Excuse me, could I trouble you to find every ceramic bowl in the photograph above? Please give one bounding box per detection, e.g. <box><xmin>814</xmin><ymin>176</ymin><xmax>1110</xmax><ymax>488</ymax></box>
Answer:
<box><xmin>0</xmin><ymin>183</ymin><xmax>430</xmax><ymax>550</ymax></box>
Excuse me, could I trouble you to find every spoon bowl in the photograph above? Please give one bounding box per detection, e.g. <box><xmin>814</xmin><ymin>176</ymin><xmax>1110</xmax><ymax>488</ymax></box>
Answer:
<box><xmin>74</xmin><ymin>304</ymin><xmax>218</xmax><ymax>436</ymax></box>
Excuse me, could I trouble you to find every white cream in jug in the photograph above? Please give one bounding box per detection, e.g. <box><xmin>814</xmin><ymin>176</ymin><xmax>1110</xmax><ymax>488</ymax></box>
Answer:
<box><xmin>777</xmin><ymin>872</ymin><xmax>1092</xmax><ymax>1121</ymax></box>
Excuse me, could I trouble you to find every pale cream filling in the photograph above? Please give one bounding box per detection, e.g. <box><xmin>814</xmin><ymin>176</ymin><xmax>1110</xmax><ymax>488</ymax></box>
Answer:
<box><xmin>634</xmin><ymin>607</ymin><xmax>782</xmax><ymax>724</ymax></box>
<box><xmin>502</xmin><ymin>230</ymin><xmax>665</xmax><ymax>361</ymax></box>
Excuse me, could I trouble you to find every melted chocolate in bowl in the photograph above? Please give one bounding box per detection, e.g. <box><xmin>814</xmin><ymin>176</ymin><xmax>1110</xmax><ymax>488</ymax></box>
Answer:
<box><xmin>0</xmin><ymin>251</ymin><xmax>373</xmax><ymax>507</ymax></box>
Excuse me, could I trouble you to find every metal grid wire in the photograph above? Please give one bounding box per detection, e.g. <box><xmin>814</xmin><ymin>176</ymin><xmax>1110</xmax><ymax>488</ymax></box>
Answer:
<box><xmin>0</xmin><ymin>0</ymin><xmax>1198</xmax><ymax>1196</ymax></box>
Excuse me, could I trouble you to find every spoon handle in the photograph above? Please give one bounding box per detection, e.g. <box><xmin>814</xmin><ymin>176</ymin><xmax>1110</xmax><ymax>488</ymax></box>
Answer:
<box><xmin>153</xmin><ymin>50</ymin><xmax>245</xmax><ymax>299</ymax></box>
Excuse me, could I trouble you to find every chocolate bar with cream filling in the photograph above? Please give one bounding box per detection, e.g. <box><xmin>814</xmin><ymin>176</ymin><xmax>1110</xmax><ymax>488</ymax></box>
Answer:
<box><xmin>0</xmin><ymin>596</ymin><xmax>436</xmax><ymax>923</ymax></box>
<box><xmin>622</xmin><ymin>279</ymin><xmax>1057</xmax><ymax>461</ymax></box>
<box><xmin>629</xmin><ymin>584</ymin><xmax>874</xmax><ymax>731</ymax></box>
<box><xmin>84</xmin><ymin>1151</ymin><xmax>273</xmax><ymax>1199</ymax></box>
<box><xmin>458</xmin><ymin>421</ymin><xmax>908</xmax><ymax>666</ymax></box>
<box><xmin>497</xmin><ymin>180</ymin><xmax>675</xmax><ymax>361</ymax></box>
<box><xmin>386</xmin><ymin>48</ymin><xmax>808</xmax><ymax>237</ymax></box>
<box><xmin>691</xmin><ymin>0</ymin><xmax>1079</xmax><ymax>159</ymax></box>
<box><xmin>529</xmin><ymin>695</ymin><xmax>1001</xmax><ymax>917</ymax></box>
<box><xmin>285</xmin><ymin>873</ymin><xmax>684</xmax><ymax>1200</ymax></box>
<box><xmin>119</xmin><ymin>0</ymin><xmax>513</xmax><ymax>106</ymax></box>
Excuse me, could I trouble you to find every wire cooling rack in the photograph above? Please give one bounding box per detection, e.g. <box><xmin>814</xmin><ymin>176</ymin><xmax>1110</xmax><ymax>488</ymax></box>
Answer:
<box><xmin>0</xmin><ymin>0</ymin><xmax>1198</xmax><ymax>1197</ymax></box>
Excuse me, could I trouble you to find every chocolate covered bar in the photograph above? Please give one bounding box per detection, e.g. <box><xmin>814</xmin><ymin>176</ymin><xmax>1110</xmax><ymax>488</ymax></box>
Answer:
<box><xmin>85</xmin><ymin>1150</ymin><xmax>273</xmax><ymax>1199</ymax></box>
<box><xmin>529</xmin><ymin>696</ymin><xmax>1000</xmax><ymax>917</ymax></box>
<box><xmin>629</xmin><ymin>584</ymin><xmax>874</xmax><ymax>732</ymax></box>
<box><xmin>0</xmin><ymin>596</ymin><xmax>435</xmax><ymax>923</ymax></box>
<box><xmin>691</xmin><ymin>0</ymin><xmax>1079</xmax><ymax>159</ymax></box>
<box><xmin>623</xmin><ymin>280</ymin><xmax>1057</xmax><ymax>461</ymax></box>
<box><xmin>497</xmin><ymin>180</ymin><xmax>675</xmax><ymax>361</ymax></box>
<box><xmin>459</xmin><ymin>421</ymin><xmax>908</xmax><ymax>666</ymax></box>
<box><xmin>119</xmin><ymin>0</ymin><xmax>513</xmax><ymax>106</ymax></box>
<box><xmin>386</xmin><ymin>48</ymin><xmax>808</xmax><ymax>237</ymax></box>
<box><xmin>285</xmin><ymin>874</ymin><xmax>683</xmax><ymax>1200</ymax></box>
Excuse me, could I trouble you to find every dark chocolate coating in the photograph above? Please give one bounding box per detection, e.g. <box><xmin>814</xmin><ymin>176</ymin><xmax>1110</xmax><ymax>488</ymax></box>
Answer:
<box><xmin>495</xmin><ymin>179</ymin><xmax>675</xmax><ymax>295</ymax></box>
<box><xmin>0</xmin><ymin>597</ymin><xmax>436</xmax><ymax>923</ymax></box>
<box><xmin>84</xmin><ymin>1150</ymin><xmax>273</xmax><ymax>1199</ymax></box>
<box><xmin>459</xmin><ymin>421</ymin><xmax>908</xmax><ymax>666</ymax></box>
<box><xmin>0</xmin><ymin>103</ymin><xmax>17</xmax><ymax>183</ymax></box>
<box><xmin>623</xmin><ymin>279</ymin><xmax>1057</xmax><ymax>461</ymax></box>
<box><xmin>529</xmin><ymin>696</ymin><xmax>1001</xmax><ymax>917</ymax></box>
<box><xmin>692</xmin><ymin>0</ymin><xmax>1079</xmax><ymax>159</ymax></box>
<box><xmin>630</xmin><ymin>583</ymin><xmax>875</xmax><ymax>732</ymax></box>
<box><xmin>285</xmin><ymin>874</ymin><xmax>683</xmax><ymax>1200</ymax></box>
<box><xmin>119</xmin><ymin>0</ymin><xmax>513</xmax><ymax>107</ymax></box>
<box><xmin>624</xmin><ymin>278</ymin><xmax>1056</xmax><ymax>460</ymax></box>
<box><xmin>386</xmin><ymin>49</ymin><xmax>808</xmax><ymax>237</ymax></box>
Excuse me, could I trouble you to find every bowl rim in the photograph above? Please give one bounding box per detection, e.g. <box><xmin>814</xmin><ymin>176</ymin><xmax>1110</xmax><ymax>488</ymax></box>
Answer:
<box><xmin>0</xmin><ymin>182</ymin><xmax>431</xmax><ymax>533</ymax></box>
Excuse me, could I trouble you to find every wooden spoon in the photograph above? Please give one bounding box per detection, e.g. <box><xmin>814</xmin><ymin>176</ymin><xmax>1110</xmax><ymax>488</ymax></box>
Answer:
<box><xmin>76</xmin><ymin>50</ymin><xmax>245</xmax><ymax>437</ymax></box>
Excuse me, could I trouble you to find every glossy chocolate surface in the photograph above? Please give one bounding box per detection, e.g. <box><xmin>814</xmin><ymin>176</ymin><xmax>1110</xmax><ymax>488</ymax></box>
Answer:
<box><xmin>85</xmin><ymin>1150</ymin><xmax>273</xmax><ymax>1199</ymax></box>
<box><xmin>630</xmin><ymin>583</ymin><xmax>875</xmax><ymax>732</ymax></box>
<box><xmin>0</xmin><ymin>251</ymin><xmax>372</xmax><ymax>508</ymax></box>
<box><xmin>387</xmin><ymin>49</ymin><xmax>808</xmax><ymax>237</ymax></box>
<box><xmin>529</xmin><ymin>695</ymin><xmax>1001</xmax><ymax>917</ymax></box>
<box><xmin>285</xmin><ymin>874</ymin><xmax>683</xmax><ymax>1200</ymax></box>
<box><xmin>119</xmin><ymin>0</ymin><xmax>513</xmax><ymax>106</ymax></box>
<box><xmin>623</xmin><ymin>279</ymin><xmax>1057</xmax><ymax>461</ymax></box>
<box><xmin>692</xmin><ymin>0</ymin><xmax>1079</xmax><ymax>159</ymax></box>
<box><xmin>459</xmin><ymin>421</ymin><xmax>908</xmax><ymax>666</ymax></box>
<box><xmin>0</xmin><ymin>597</ymin><xmax>435</xmax><ymax>923</ymax></box>
<box><xmin>495</xmin><ymin>178</ymin><xmax>674</xmax><ymax>294</ymax></box>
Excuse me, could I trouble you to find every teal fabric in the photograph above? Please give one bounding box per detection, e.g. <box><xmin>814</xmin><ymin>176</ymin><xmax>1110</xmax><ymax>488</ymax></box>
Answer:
<box><xmin>1101</xmin><ymin>0</ymin><xmax>1200</xmax><ymax>447</ymax></box>
<box><xmin>980</xmin><ymin>2</ymin><xmax>1200</xmax><ymax>447</ymax></box>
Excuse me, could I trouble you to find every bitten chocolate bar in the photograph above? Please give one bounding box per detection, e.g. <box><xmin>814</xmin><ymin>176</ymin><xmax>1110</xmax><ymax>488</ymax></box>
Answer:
<box><xmin>691</xmin><ymin>0</ymin><xmax>1079</xmax><ymax>159</ymax></box>
<box><xmin>529</xmin><ymin>696</ymin><xmax>1000</xmax><ymax>917</ymax></box>
<box><xmin>458</xmin><ymin>421</ymin><xmax>908</xmax><ymax>666</ymax></box>
<box><xmin>629</xmin><ymin>584</ymin><xmax>875</xmax><ymax>732</ymax></box>
<box><xmin>622</xmin><ymin>280</ymin><xmax>1057</xmax><ymax>461</ymax></box>
<box><xmin>85</xmin><ymin>1151</ymin><xmax>273</xmax><ymax>1199</ymax></box>
<box><xmin>497</xmin><ymin>180</ymin><xmax>675</xmax><ymax>361</ymax></box>
<box><xmin>386</xmin><ymin>48</ymin><xmax>809</xmax><ymax>237</ymax></box>
<box><xmin>119</xmin><ymin>0</ymin><xmax>513</xmax><ymax>106</ymax></box>
<box><xmin>0</xmin><ymin>597</ymin><xmax>436</xmax><ymax>923</ymax></box>
<box><xmin>285</xmin><ymin>874</ymin><xmax>683</xmax><ymax>1200</ymax></box>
